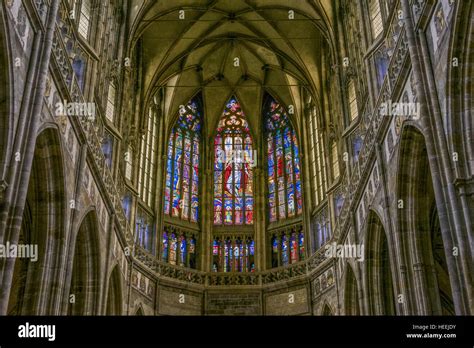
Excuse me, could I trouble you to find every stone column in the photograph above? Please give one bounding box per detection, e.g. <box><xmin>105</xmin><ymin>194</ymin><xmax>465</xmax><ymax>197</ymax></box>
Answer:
<box><xmin>0</xmin><ymin>0</ymin><xmax>60</xmax><ymax>315</ymax></box>
<box><xmin>375</xmin><ymin>144</ymin><xmax>409</xmax><ymax>314</ymax></box>
<box><xmin>254</xmin><ymin>166</ymin><xmax>266</xmax><ymax>270</ymax></box>
<box><xmin>201</xmin><ymin>166</ymin><xmax>212</xmax><ymax>272</ymax></box>
<box><xmin>153</xmin><ymin>104</ymin><xmax>164</xmax><ymax>257</ymax></box>
<box><xmin>400</xmin><ymin>0</ymin><xmax>471</xmax><ymax>314</ymax></box>
<box><xmin>301</xmin><ymin>103</ymin><xmax>315</xmax><ymax>255</ymax></box>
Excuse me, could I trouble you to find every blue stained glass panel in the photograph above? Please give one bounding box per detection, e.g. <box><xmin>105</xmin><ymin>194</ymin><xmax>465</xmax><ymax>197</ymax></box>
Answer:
<box><xmin>162</xmin><ymin>232</ymin><xmax>168</xmax><ymax>261</ymax></box>
<box><xmin>281</xmin><ymin>235</ymin><xmax>289</xmax><ymax>265</ymax></box>
<box><xmin>264</xmin><ymin>94</ymin><xmax>303</xmax><ymax>222</ymax></box>
<box><xmin>164</xmin><ymin>95</ymin><xmax>202</xmax><ymax>222</ymax></box>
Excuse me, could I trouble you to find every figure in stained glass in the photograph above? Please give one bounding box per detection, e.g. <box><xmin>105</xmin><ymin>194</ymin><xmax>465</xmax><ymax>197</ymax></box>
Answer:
<box><xmin>214</xmin><ymin>96</ymin><xmax>254</xmax><ymax>225</ymax></box>
<box><xmin>263</xmin><ymin>94</ymin><xmax>303</xmax><ymax>222</ymax></box>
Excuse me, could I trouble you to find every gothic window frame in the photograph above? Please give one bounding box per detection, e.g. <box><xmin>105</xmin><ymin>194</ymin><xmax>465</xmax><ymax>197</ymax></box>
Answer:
<box><xmin>77</xmin><ymin>0</ymin><xmax>92</xmax><ymax>40</ymax></box>
<box><xmin>351</xmin><ymin>129</ymin><xmax>364</xmax><ymax>164</ymax></box>
<box><xmin>124</xmin><ymin>145</ymin><xmax>133</xmax><ymax>181</ymax></box>
<box><xmin>72</xmin><ymin>47</ymin><xmax>88</xmax><ymax>91</ymax></box>
<box><xmin>373</xmin><ymin>43</ymin><xmax>390</xmax><ymax>91</ymax></box>
<box><xmin>264</xmin><ymin>94</ymin><xmax>303</xmax><ymax>223</ymax></box>
<box><xmin>270</xmin><ymin>224</ymin><xmax>305</xmax><ymax>268</ymax></box>
<box><xmin>135</xmin><ymin>207</ymin><xmax>156</xmax><ymax>254</ymax></box>
<box><xmin>138</xmin><ymin>106</ymin><xmax>159</xmax><ymax>208</ymax></box>
<box><xmin>331</xmin><ymin>139</ymin><xmax>340</xmax><ymax>181</ymax></box>
<box><xmin>308</xmin><ymin>106</ymin><xmax>327</xmax><ymax>208</ymax></box>
<box><xmin>312</xmin><ymin>206</ymin><xmax>332</xmax><ymax>251</ymax></box>
<box><xmin>105</xmin><ymin>83</ymin><xmax>116</xmax><ymax>123</ymax></box>
<box><xmin>101</xmin><ymin>130</ymin><xmax>114</xmax><ymax>168</ymax></box>
<box><xmin>348</xmin><ymin>79</ymin><xmax>359</xmax><ymax>123</ymax></box>
<box><xmin>213</xmin><ymin>96</ymin><xmax>254</xmax><ymax>226</ymax></box>
<box><xmin>212</xmin><ymin>235</ymin><xmax>255</xmax><ymax>272</ymax></box>
<box><xmin>163</xmin><ymin>95</ymin><xmax>203</xmax><ymax>223</ymax></box>
<box><xmin>369</xmin><ymin>0</ymin><xmax>384</xmax><ymax>40</ymax></box>
<box><xmin>121</xmin><ymin>190</ymin><xmax>133</xmax><ymax>222</ymax></box>
<box><xmin>161</xmin><ymin>225</ymin><xmax>197</xmax><ymax>269</ymax></box>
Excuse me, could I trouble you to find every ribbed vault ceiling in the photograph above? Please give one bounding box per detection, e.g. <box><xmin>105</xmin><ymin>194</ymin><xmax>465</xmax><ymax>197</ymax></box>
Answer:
<box><xmin>130</xmin><ymin>0</ymin><xmax>335</xmax><ymax>136</ymax></box>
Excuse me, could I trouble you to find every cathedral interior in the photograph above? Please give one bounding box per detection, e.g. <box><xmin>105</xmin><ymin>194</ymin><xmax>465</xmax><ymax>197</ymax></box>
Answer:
<box><xmin>0</xmin><ymin>0</ymin><xmax>472</xmax><ymax>316</ymax></box>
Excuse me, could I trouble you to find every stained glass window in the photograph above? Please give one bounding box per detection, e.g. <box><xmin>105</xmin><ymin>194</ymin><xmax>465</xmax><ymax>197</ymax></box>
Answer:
<box><xmin>212</xmin><ymin>236</ymin><xmax>255</xmax><ymax>272</ymax></box>
<box><xmin>121</xmin><ymin>191</ymin><xmax>132</xmax><ymax>222</ymax></box>
<box><xmin>101</xmin><ymin>131</ymin><xmax>113</xmax><ymax>168</ymax></box>
<box><xmin>161</xmin><ymin>226</ymin><xmax>196</xmax><ymax>269</ymax></box>
<box><xmin>313</xmin><ymin>207</ymin><xmax>331</xmax><ymax>251</ymax></box>
<box><xmin>72</xmin><ymin>49</ymin><xmax>87</xmax><ymax>91</ymax></box>
<box><xmin>281</xmin><ymin>234</ymin><xmax>289</xmax><ymax>265</ymax></box>
<box><xmin>169</xmin><ymin>233</ymin><xmax>177</xmax><ymax>265</ymax></box>
<box><xmin>352</xmin><ymin>133</ymin><xmax>363</xmax><ymax>162</ymax></box>
<box><xmin>271</xmin><ymin>236</ymin><xmax>279</xmax><ymax>268</ymax></box>
<box><xmin>334</xmin><ymin>190</ymin><xmax>344</xmax><ymax>217</ymax></box>
<box><xmin>135</xmin><ymin>209</ymin><xmax>155</xmax><ymax>254</ymax></box>
<box><xmin>375</xmin><ymin>45</ymin><xmax>389</xmax><ymax>90</ymax></box>
<box><xmin>214</xmin><ymin>97</ymin><xmax>254</xmax><ymax>225</ymax></box>
<box><xmin>264</xmin><ymin>95</ymin><xmax>302</xmax><ymax>222</ymax></box>
<box><xmin>164</xmin><ymin>96</ymin><xmax>202</xmax><ymax>222</ymax></box>
<box><xmin>162</xmin><ymin>231</ymin><xmax>169</xmax><ymax>261</ymax></box>
<box><xmin>270</xmin><ymin>226</ymin><xmax>304</xmax><ymax>268</ymax></box>
<box><xmin>298</xmin><ymin>232</ymin><xmax>305</xmax><ymax>260</ymax></box>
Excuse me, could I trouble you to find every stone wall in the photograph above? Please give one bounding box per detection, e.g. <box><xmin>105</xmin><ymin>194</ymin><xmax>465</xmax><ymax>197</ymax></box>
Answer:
<box><xmin>265</xmin><ymin>287</ymin><xmax>310</xmax><ymax>315</ymax></box>
<box><xmin>158</xmin><ymin>287</ymin><xmax>202</xmax><ymax>315</ymax></box>
<box><xmin>205</xmin><ymin>292</ymin><xmax>261</xmax><ymax>315</ymax></box>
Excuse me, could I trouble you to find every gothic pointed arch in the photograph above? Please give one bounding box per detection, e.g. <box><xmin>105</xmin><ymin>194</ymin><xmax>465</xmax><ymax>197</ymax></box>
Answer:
<box><xmin>321</xmin><ymin>302</ymin><xmax>333</xmax><ymax>315</ymax></box>
<box><xmin>365</xmin><ymin>210</ymin><xmax>396</xmax><ymax>315</ymax></box>
<box><xmin>397</xmin><ymin>125</ymin><xmax>455</xmax><ymax>315</ymax></box>
<box><xmin>263</xmin><ymin>93</ymin><xmax>303</xmax><ymax>222</ymax></box>
<box><xmin>135</xmin><ymin>305</ymin><xmax>144</xmax><ymax>316</ymax></box>
<box><xmin>106</xmin><ymin>265</ymin><xmax>123</xmax><ymax>315</ymax></box>
<box><xmin>210</xmin><ymin>95</ymin><xmax>256</xmax><ymax>273</ymax></box>
<box><xmin>68</xmin><ymin>210</ymin><xmax>101</xmax><ymax>315</ymax></box>
<box><xmin>213</xmin><ymin>95</ymin><xmax>254</xmax><ymax>226</ymax></box>
<box><xmin>344</xmin><ymin>263</ymin><xmax>360</xmax><ymax>315</ymax></box>
<box><xmin>160</xmin><ymin>93</ymin><xmax>202</xmax><ymax>269</ymax></box>
<box><xmin>7</xmin><ymin>127</ymin><xmax>66</xmax><ymax>315</ymax></box>
<box><xmin>163</xmin><ymin>93</ymin><xmax>203</xmax><ymax>223</ymax></box>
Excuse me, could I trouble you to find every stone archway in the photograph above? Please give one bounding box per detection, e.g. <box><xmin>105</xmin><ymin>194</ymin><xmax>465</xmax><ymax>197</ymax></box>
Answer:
<box><xmin>397</xmin><ymin>126</ymin><xmax>454</xmax><ymax>315</ymax></box>
<box><xmin>344</xmin><ymin>264</ymin><xmax>360</xmax><ymax>315</ymax></box>
<box><xmin>321</xmin><ymin>302</ymin><xmax>333</xmax><ymax>315</ymax></box>
<box><xmin>68</xmin><ymin>211</ymin><xmax>101</xmax><ymax>315</ymax></box>
<box><xmin>7</xmin><ymin>128</ymin><xmax>66</xmax><ymax>315</ymax></box>
<box><xmin>429</xmin><ymin>203</ymin><xmax>455</xmax><ymax>315</ymax></box>
<box><xmin>106</xmin><ymin>266</ymin><xmax>123</xmax><ymax>315</ymax></box>
<box><xmin>365</xmin><ymin>211</ymin><xmax>396</xmax><ymax>315</ymax></box>
<box><xmin>135</xmin><ymin>306</ymin><xmax>144</xmax><ymax>316</ymax></box>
